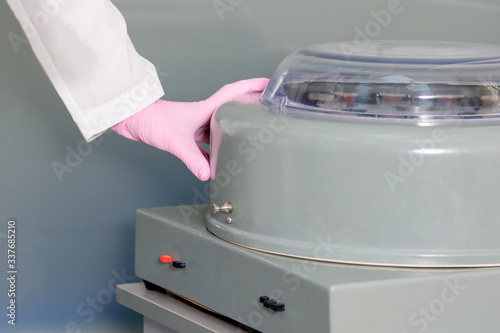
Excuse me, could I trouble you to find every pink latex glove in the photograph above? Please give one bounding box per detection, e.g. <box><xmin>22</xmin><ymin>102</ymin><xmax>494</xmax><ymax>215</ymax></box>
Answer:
<box><xmin>112</xmin><ymin>78</ymin><xmax>269</xmax><ymax>181</ymax></box>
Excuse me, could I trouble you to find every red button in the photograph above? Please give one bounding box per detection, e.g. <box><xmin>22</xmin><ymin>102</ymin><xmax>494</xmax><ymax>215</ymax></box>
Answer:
<box><xmin>160</xmin><ymin>255</ymin><xmax>173</xmax><ymax>263</ymax></box>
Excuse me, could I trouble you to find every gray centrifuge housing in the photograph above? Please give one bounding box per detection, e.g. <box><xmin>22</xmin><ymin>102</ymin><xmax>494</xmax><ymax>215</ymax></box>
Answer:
<box><xmin>131</xmin><ymin>41</ymin><xmax>500</xmax><ymax>333</ymax></box>
<box><xmin>207</xmin><ymin>40</ymin><xmax>500</xmax><ymax>268</ymax></box>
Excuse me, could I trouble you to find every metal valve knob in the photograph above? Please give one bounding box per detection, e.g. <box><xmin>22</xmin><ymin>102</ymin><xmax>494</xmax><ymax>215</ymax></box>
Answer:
<box><xmin>212</xmin><ymin>202</ymin><xmax>233</xmax><ymax>214</ymax></box>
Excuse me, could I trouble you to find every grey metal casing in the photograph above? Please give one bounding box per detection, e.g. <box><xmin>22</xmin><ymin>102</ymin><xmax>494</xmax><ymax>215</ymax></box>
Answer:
<box><xmin>135</xmin><ymin>205</ymin><xmax>500</xmax><ymax>333</ymax></box>
<box><xmin>207</xmin><ymin>98</ymin><xmax>500</xmax><ymax>267</ymax></box>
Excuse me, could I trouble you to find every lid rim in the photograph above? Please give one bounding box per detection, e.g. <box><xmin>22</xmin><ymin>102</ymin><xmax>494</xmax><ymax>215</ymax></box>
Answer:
<box><xmin>263</xmin><ymin>41</ymin><xmax>500</xmax><ymax>124</ymax></box>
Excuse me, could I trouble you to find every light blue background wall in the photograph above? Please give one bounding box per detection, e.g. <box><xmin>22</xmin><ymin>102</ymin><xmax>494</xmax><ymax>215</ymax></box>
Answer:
<box><xmin>0</xmin><ymin>0</ymin><xmax>499</xmax><ymax>332</ymax></box>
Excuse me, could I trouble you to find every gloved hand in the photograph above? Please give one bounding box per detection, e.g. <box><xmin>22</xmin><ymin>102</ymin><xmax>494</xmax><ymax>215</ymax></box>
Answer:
<box><xmin>112</xmin><ymin>78</ymin><xmax>269</xmax><ymax>181</ymax></box>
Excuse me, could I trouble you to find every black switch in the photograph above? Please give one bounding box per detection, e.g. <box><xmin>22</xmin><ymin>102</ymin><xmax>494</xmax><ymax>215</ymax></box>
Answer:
<box><xmin>172</xmin><ymin>261</ymin><xmax>186</xmax><ymax>268</ymax></box>
<box><xmin>259</xmin><ymin>296</ymin><xmax>285</xmax><ymax>312</ymax></box>
<box><xmin>269</xmin><ymin>300</ymin><xmax>285</xmax><ymax>312</ymax></box>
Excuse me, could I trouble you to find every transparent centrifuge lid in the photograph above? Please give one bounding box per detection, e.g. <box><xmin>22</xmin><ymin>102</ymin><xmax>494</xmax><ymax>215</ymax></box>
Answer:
<box><xmin>261</xmin><ymin>40</ymin><xmax>500</xmax><ymax>125</ymax></box>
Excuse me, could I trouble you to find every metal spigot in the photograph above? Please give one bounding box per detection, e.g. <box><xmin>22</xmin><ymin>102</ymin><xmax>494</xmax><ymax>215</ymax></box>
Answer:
<box><xmin>212</xmin><ymin>202</ymin><xmax>233</xmax><ymax>214</ymax></box>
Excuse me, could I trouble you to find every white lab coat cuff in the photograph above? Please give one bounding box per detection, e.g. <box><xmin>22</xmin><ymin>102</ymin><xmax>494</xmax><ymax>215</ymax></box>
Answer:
<box><xmin>75</xmin><ymin>73</ymin><xmax>165</xmax><ymax>142</ymax></box>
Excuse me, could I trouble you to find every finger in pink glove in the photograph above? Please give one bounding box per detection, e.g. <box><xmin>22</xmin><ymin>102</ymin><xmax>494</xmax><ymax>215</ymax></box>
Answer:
<box><xmin>112</xmin><ymin>78</ymin><xmax>270</xmax><ymax>181</ymax></box>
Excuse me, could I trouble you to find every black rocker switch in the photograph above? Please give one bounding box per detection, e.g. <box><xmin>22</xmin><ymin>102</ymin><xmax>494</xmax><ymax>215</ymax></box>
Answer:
<box><xmin>172</xmin><ymin>261</ymin><xmax>186</xmax><ymax>268</ymax></box>
<box><xmin>259</xmin><ymin>296</ymin><xmax>285</xmax><ymax>312</ymax></box>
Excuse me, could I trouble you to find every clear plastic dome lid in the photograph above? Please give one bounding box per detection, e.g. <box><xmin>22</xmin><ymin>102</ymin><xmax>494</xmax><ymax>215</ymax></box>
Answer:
<box><xmin>261</xmin><ymin>41</ymin><xmax>500</xmax><ymax>124</ymax></box>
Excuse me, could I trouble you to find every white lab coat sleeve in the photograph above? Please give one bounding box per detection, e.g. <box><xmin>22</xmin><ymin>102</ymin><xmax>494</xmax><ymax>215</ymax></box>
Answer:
<box><xmin>5</xmin><ymin>0</ymin><xmax>165</xmax><ymax>142</ymax></box>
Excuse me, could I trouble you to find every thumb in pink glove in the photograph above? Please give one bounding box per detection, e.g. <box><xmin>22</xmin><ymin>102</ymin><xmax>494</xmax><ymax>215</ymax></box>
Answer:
<box><xmin>112</xmin><ymin>78</ymin><xmax>269</xmax><ymax>181</ymax></box>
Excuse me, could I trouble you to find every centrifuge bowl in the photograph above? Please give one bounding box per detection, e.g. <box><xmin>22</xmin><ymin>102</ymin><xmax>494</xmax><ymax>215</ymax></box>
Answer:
<box><xmin>206</xmin><ymin>98</ymin><xmax>500</xmax><ymax>267</ymax></box>
<box><xmin>207</xmin><ymin>41</ymin><xmax>500</xmax><ymax>267</ymax></box>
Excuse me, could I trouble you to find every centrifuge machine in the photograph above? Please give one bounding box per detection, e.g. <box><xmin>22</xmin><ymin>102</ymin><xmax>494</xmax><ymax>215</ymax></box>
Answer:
<box><xmin>117</xmin><ymin>41</ymin><xmax>500</xmax><ymax>332</ymax></box>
